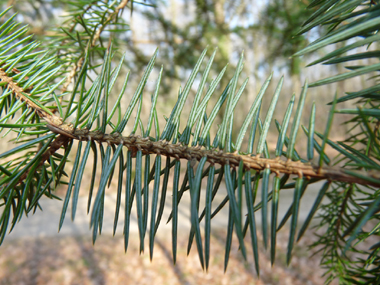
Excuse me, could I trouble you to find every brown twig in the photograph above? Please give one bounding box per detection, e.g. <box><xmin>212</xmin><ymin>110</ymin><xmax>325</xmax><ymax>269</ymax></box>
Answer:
<box><xmin>0</xmin><ymin>69</ymin><xmax>65</xmax><ymax>127</ymax></box>
<box><xmin>60</xmin><ymin>0</ymin><xmax>130</xmax><ymax>94</ymax></box>
<box><xmin>40</xmin><ymin>124</ymin><xmax>380</xmax><ymax>187</ymax></box>
<box><xmin>0</xmin><ymin>68</ymin><xmax>73</xmax><ymax>188</ymax></box>
<box><xmin>12</xmin><ymin>135</ymin><xmax>71</xmax><ymax>188</ymax></box>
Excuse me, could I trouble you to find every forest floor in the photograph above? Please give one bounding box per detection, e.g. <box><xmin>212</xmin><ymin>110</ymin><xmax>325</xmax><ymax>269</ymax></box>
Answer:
<box><xmin>0</xmin><ymin>229</ymin><xmax>332</xmax><ymax>285</ymax></box>
<box><xmin>0</xmin><ymin>183</ymin><xmax>337</xmax><ymax>285</ymax></box>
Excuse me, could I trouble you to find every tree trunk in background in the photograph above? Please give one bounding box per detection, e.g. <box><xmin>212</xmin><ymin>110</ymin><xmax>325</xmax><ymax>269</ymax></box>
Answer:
<box><xmin>170</xmin><ymin>0</ymin><xmax>180</xmax><ymax>93</ymax></box>
<box><xmin>213</xmin><ymin>0</ymin><xmax>231</xmax><ymax>61</ymax></box>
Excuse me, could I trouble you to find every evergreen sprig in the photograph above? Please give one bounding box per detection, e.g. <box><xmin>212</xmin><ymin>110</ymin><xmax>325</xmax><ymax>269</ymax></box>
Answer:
<box><xmin>0</xmin><ymin>1</ymin><xmax>379</xmax><ymax>283</ymax></box>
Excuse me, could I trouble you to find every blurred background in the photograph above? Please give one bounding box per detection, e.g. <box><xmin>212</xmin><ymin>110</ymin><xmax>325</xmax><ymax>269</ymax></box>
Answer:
<box><xmin>0</xmin><ymin>0</ymin><xmax>375</xmax><ymax>283</ymax></box>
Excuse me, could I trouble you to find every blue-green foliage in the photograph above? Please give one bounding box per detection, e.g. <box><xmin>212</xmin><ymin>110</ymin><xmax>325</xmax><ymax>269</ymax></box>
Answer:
<box><xmin>0</xmin><ymin>2</ymin><xmax>379</xmax><ymax>283</ymax></box>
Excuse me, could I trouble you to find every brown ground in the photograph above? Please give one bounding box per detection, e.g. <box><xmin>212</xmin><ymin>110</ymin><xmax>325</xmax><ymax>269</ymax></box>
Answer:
<box><xmin>0</xmin><ymin>229</ymin><xmax>332</xmax><ymax>285</ymax></box>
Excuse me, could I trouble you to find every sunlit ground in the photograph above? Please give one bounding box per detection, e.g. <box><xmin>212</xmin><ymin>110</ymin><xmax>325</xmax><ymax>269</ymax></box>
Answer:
<box><xmin>0</xmin><ymin>228</ymin><xmax>333</xmax><ymax>285</ymax></box>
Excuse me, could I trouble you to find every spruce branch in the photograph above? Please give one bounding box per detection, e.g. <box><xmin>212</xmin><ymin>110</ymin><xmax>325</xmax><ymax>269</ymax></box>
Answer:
<box><xmin>60</xmin><ymin>0</ymin><xmax>130</xmax><ymax>94</ymax></box>
<box><xmin>1</xmin><ymin>2</ymin><xmax>380</xmax><ymax>280</ymax></box>
<box><xmin>91</xmin><ymin>0</ymin><xmax>130</xmax><ymax>47</ymax></box>
<box><xmin>0</xmin><ymin>69</ymin><xmax>65</xmax><ymax>127</ymax></box>
<box><xmin>2</xmin><ymin>61</ymin><xmax>379</xmax><ymax>188</ymax></box>
<box><xmin>50</xmin><ymin>127</ymin><xmax>380</xmax><ymax>187</ymax></box>
<box><xmin>8</xmin><ymin>134</ymin><xmax>71</xmax><ymax>189</ymax></box>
